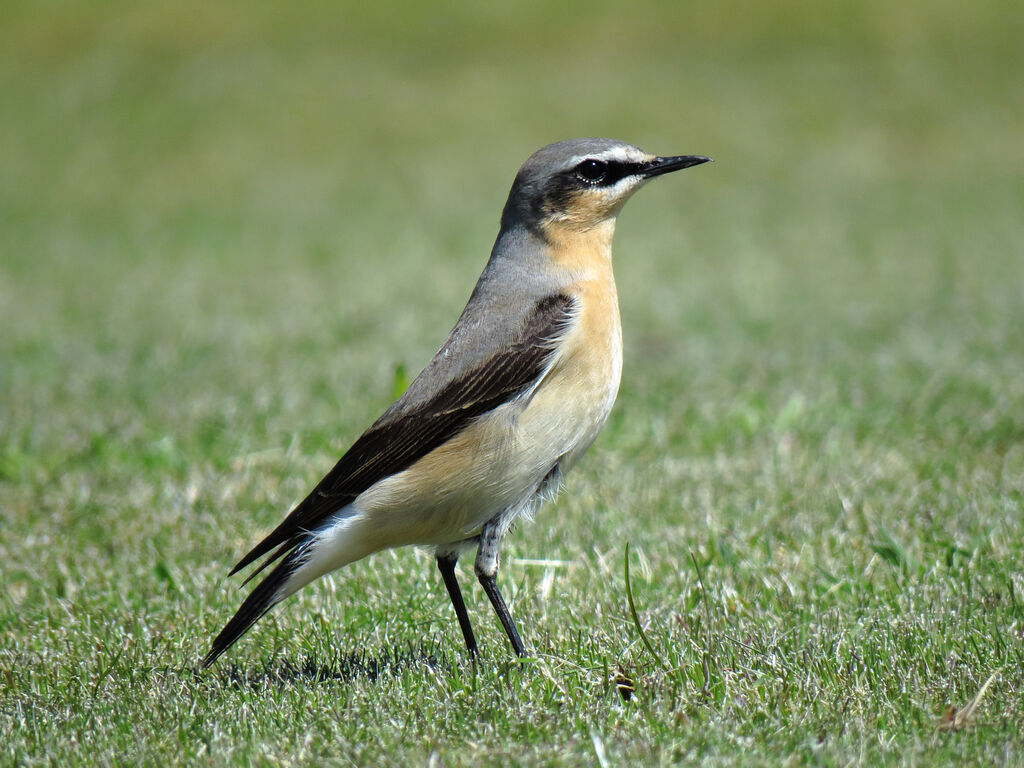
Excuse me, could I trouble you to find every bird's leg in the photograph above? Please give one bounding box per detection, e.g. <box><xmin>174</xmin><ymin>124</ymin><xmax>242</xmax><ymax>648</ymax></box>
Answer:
<box><xmin>475</xmin><ymin>519</ymin><xmax>527</xmax><ymax>657</ymax></box>
<box><xmin>436</xmin><ymin>551</ymin><xmax>478</xmax><ymax>655</ymax></box>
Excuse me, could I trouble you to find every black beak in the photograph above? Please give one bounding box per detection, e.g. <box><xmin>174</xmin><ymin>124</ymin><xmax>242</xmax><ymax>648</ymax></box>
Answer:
<box><xmin>642</xmin><ymin>155</ymin><xmax>712</xmax><ymax>178</ymax></box>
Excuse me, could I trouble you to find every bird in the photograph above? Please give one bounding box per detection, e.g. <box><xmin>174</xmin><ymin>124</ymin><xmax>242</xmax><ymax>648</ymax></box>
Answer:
<box><xmin>202</xmin><ymin>138</ymin><xmax>710</xmax><ymax>666</ymax></box>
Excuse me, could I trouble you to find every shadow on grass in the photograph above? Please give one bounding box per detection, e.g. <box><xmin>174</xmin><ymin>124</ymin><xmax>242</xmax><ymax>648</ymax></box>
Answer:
<box><xmin>209</xmin><ymin>643</ymin><xmax>454</xmax><ymax>688</ymax></box>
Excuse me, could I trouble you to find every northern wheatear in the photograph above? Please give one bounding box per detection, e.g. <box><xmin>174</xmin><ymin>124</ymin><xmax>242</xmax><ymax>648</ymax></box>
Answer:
<box><xmin>203</xmin><ymin>138</ymin><xmax>709</xmax><ymax>666</ymax></box>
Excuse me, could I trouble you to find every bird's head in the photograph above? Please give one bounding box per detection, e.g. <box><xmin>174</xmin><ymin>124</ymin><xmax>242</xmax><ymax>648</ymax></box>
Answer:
<box><xmin>501</xmin><ymin>138</ymin><xmax>710</xmax><ymax>236</ymax></box>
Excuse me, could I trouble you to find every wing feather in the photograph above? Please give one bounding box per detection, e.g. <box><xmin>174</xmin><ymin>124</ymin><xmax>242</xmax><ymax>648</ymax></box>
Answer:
<box><xmin>229</xmin><ymin>292</ymin><xmax>576</xmax><ymax>577</ymax></box>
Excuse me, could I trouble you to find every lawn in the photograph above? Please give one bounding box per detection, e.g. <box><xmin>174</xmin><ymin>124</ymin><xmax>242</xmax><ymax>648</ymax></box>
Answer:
<box><xmin>2</xmin><ymin>1</ymin><xmax>1023</xmax><ymax>765</ymax></box>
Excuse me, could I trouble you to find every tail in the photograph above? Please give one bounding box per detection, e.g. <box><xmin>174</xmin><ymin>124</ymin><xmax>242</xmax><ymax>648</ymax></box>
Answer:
<box><xmin>202</xmin><ymin>544</ymin><xmax>309</xmax><ymax>668</ymax></box>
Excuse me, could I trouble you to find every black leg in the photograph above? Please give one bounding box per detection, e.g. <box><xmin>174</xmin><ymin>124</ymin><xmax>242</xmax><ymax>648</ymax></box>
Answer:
<box><xmin>477</xmin><ymin>571</ymin><xmax>526</xmax><ymax>657</ymax></box>
<box><xmin>436</xmin><ymin>552</ymin><xmax>478</xmax><ymax>655</ymax></box>
<box><xmin>475</xmin><ymin>518</ymin><xmax>527</xmax><ymax>657</ymax></box>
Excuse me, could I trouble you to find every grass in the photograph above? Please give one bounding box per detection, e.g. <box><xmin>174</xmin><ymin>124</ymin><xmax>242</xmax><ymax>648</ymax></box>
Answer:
<box><xmin>2</xmin><ymin>0</ymin><xmax>1023</xmax><ymax>764</ymax></box>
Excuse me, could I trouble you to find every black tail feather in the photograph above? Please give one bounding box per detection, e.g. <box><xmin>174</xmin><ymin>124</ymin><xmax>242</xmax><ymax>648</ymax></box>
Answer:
<box><xmin>202</xmin><ymin>546</ymin><xmax>307</xmax><ymax>667</ymax></box>
<box><xmin>228</xmin><ymin>525</ymin><xmax>297</xmax><ymax>577</ymax></box>
<box><xmin>236</xmin><ymin>539</ymin><xmax>297</xmax><ymax>587</ymax></box>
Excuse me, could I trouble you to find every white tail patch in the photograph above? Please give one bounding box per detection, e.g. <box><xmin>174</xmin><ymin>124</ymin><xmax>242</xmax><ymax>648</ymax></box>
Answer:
<box><xmin>277</xmin><ymin>504</ymin><xmax>373</xmax><ymax>600</ymax></box>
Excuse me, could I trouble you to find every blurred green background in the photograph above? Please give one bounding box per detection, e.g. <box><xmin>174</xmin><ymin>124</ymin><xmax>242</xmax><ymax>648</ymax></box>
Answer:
<box><xmin>3</xmin><ymin>0</ymin><xmax>1021</xmax><ymax>464</ymax></box>
<box><xmin>2</xmin><ymin>1</ymin><xmax>1023</xmax><ymax>765</ymax></box>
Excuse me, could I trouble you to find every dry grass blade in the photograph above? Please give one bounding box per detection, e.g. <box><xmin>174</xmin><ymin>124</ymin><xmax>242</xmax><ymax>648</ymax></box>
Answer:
<box><xmin>936</xmin><ymin>670</ymin><xmax>1000</xmax><ymax>732</ymax></box>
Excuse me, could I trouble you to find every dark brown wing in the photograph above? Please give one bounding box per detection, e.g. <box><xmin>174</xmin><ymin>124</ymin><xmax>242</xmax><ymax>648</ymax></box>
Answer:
<box><xmin>229</xmin><ymin>292</ymin><xmax>576</xmax><ymax>578</ymax></box>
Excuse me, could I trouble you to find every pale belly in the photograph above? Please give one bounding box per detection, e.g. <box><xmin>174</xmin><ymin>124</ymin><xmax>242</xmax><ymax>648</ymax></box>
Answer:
<box><xmin>353</xmin><ymin>292</ymin><xmax>622</xmax><ymax>551</ymax></box>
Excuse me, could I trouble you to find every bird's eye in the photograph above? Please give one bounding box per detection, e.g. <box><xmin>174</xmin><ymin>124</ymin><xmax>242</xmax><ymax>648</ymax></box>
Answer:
<box><xmin>575</xmin><ymin>159</ymin><xmax>608</xmax><ymax>184</ymax></box>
